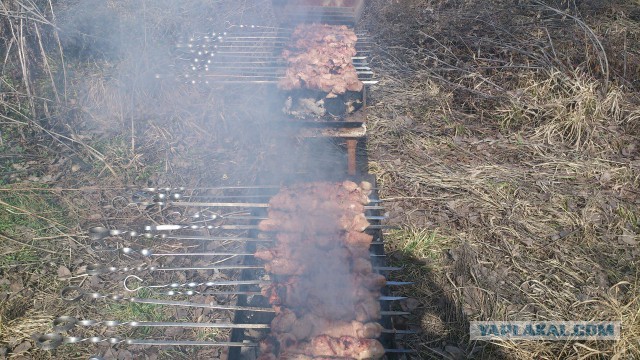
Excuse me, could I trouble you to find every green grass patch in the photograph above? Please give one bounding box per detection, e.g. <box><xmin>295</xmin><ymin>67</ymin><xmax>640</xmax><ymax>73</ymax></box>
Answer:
<box><xmin>617</xmin><ymin>205</ymin><xmax>639</xmax><ymax>229</ymax></box>
<box><xmin>0</xmin><ymin>249</ymin><xmax>38</xmax><ymax>267</ymax></box>
<box><xmin>0</xmin><ymin>187</ymin><xmax>70</xmax><ymax>237</ymax></box>
<box><xmin>107</xmin><ymin>288</ymin><xmax>170</xmax><ymax>321</ymax></box>
<box><xmin>387</xmin><ymin>227</ymin><xmax>449</xmax><ymax>261</ymax></box>
<box><xmin>105</xmin><ymin>288</ymin><xmax>174</xmax><ymax>337</ymax></box>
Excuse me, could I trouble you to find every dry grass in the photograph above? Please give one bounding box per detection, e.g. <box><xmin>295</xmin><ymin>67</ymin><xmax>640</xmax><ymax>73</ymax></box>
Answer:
<box><xmin>363</xmin><ymin>0</ymin><xmax>640</xmax><ymax>358</ymax></box>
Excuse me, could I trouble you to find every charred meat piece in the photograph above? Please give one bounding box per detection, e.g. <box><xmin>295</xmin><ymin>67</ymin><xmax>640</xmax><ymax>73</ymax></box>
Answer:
<box><xmin>257</xmin><ymin>181</ymin><xmax>386</xmax><ymax>359</ymax></box>
<box><xmin>268</xmin><ymin>181</ymin><xmax>370</xmax><ymax>212</ymax></box>
<box><xmin>271</xmin><ymin>310</ymin><xmax>383</xmax><ymax>341</ymax></box>
<box><xmin>279</xmin><ymin>24</ymin><xmax>363</xmax><ymax>96</ymax></box>
<box><xmin>344</xmin><ymin>231</ymin><xmax>374</xmax><ymax>248</ymax></box>
<box><xmin>260</xmin><ymin>211</ymin><xmax>369</xmax><ymax>233</ymax></box>
<box><xmin>311</xmin><ymin>335</ymin><xmax>385</xmax><ymax>360</ymax></box>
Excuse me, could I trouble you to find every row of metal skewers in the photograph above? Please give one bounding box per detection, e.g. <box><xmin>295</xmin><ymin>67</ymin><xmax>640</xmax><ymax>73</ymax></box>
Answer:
<box><xmin>35</xmin><ymin>185</ymin><xmax>414</xmax><ymax>358</ymax></box>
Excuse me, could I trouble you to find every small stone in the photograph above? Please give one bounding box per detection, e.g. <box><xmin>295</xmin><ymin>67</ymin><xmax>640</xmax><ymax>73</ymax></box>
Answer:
<box><xmin>71</xmin><ymin>164</ymin><xmax>81</xmax><ymax>172</ymax></box>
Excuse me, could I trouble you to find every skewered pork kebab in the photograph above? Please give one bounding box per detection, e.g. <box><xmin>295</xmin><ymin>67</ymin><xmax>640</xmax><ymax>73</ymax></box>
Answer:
<box><xmin>255</xmin><ymin>181</ymin><xmax>387</xmax><ymax>359</ymax></box>
<box><xmin>279</xmin><ymin>24</ymin><xmax>364</xmax><ymax>97</ymax></box>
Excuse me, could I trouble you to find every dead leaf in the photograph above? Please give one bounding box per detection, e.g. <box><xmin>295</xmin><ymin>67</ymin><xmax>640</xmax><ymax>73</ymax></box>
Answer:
<box><xmin>102</xmin><ymin>348</ymin><xmax>117</xmax><ymax>360</ymax></box>
<box><xmin>73</xmin><ymin>266</ymin><xmax>87</xmax><ymax>275</ymax></box>
<box><xmin>88</xmin><ymin>213</ymin><xmax>102</xmax><ymax>220</ymax></box>
<box><xmin>57</xmin><ymin>265</ymin><xmax>72</xmax><ymax>278</ymax></box>
<box><xmin>622</xmin><ymin>142</ymin><xmax>636</xmax><ymax>156</ymax></box>
<box><xmin>9</xmin><ymin>278</ymin><xmax>23</xmax><ymax>292</ymax></box>
<box><xmin>12</xmin><ymin>341</ymin><xmax>30</xmax><ymax>354</ymax></box>
<box><xmin>519</xmin><ymin>237</ymin><xmax>534</xmax><ymax>247</ymax></box>
<box><xmin>117</xmin><ymin>349</ymin><xmax>133</xmax><ymax>360</ymax></box>
<box><xmin>445</xmin><ymin>345</ymin><xmax>466</xmax><ymax>359</ymax></box>
<box><xmin>400</xmin><ymin>298</ymin><xmax>421</xmax><ymax>311</ymax></box>
<box><xmin>619</xmin><ymin>229</ymin><xmax>637</xmax><ymax>246</ymax></box>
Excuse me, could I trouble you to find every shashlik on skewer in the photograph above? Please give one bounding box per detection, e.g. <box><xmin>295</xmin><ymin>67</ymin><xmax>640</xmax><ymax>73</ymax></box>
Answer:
<box><xmin>255</xmin><ymin>181</ymin><xmax>390</xmax><ymax>359</ymax></box>
<box><xmin>278</xmin><ymin>24</ymin><xmax>364</xmax><ymax>96</ymax></box>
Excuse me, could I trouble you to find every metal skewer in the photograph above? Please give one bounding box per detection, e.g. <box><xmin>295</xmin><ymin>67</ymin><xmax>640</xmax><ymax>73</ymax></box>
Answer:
<box><xmin>35</xmin><ymin>333</ymin><xmax>257</xmax><ymax>351</ymax></box>
<box><xmin>52</xmin><ymin>316</ymin><xmax>415</xmax><ymax>334</ymax></box>
<box><xmin>52</xmin><ymin>316</ymin><xmax>270</xmax><ymax>332</ymax></box>
<box><xmin>138</xmin><ymin>185</ymin><xmax>379</xmax><ymax>193</ymax></box>
<box><xmin>121</xmin><ymin>276</ymin><xmax>268</xmax><ymax>291</ymax></box>
<box><xmin>60</xmin><ymin>286</ymin><xmax>408</xmax><ymax>316</ymax></box>
<box><xmin>185</xmin><ymin>214</ymin><xmax>388</xmax><ymax>222</ymax></box>
<box><xmin>86</xmin><ymin>263</ymin><xmax>401</xmax><ymax>276</ymax></box>
<box><xmin>60</xmin><ymin>286</ymin><xmax>273</xmax><ymax>312</ymax></box>
<box><xmin>36</xmin><ymin>333</ymin><xmax>414</xmax><ymax>354</ymax></box>
<box><xmin>85</xmin><ymin>264</ymin><xmax>263</xmax><ymax>275</ymax></box>
<box><xmin>142</xmin><ymin>192</ymin><xmax>382</xmax><ymax>203</ymax></box>
<box><xmin>89</xmin><ymin>222</ymin><xmax>392</xmax><ymax>240</ymax></box>
<box><xmin>89</xmin><ymin>245</ymin><xmax>389</xmax><ymax>260</ymax></box>
<box><xmin>145</xmin><ymin>201</ymin><xmax>384</xmax><ymax>210</ymax></box>
<box><xmin>183</xmin><ymin>79</ymin><xmax>379</xmax><ymax>85</ymax></box>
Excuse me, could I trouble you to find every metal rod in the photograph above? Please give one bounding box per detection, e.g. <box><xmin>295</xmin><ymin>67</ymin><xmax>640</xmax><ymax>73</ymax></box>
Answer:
<box><xmin>191</xmin><ymin>214</ymin><xmax>387</xmax><ymax>222</ymax></box>
<box><xmin>141</xmin><ymin>186</ymin><xmax>281</xmax><ymax>192</ymax></box>
<box><xmin>385</xmin><ymin>349</ymin><xmax>417</xmax><ymax>354</ymax></box>
<box><xmin>90</xmin><ymin>223</ymin><xmax>389</xmax><ymax>241</ymax></box>
<box><xmin>52</xmin><ymin>316</ymin><xmax>270</xmax><ymax>332</ymax></box>
<box><xmin>60</xmin><ymin>286</ymin><xmax>272</xmax><ymax>312</ymax></box>
<box><xmin>195</xmin><ymin>69</ymin><xmax>363</xmax><ymax>76</ymax></box>
<box><xmin>386</xmin><ymin>281</ymin><xmax>414</xmax><ymax>286</ymax></box>
<box><xmin>200</xmin><ymin>65</ymin><xmax>372</xmax><ymax>71</ymax></box>
<box><xmin>34</xmin><ymin>333</ymin><xmax>257</xmax><ymax>351</ymax></box>
<box><xmin>156</xmin><ymin>201</ymin><xmax>383</xmax><ymax>209</ymax></box>
<box><xmin>183</xmin><ymin>79</ymin><xmax>379</xmax><ymax>85</ymax></box>
<box><xmin>139</xmin><ymin>251</ymin><xmax>255</xmax><ymax>257</ymax></box>
<box><xmin>130</xmin><ymin>297</ymin><xmax>274</xmax><ymax>312</ymax></box>
<box><xmin>60</xmin><ymin>286</ymin><xmax>266</xmax><ymax>303</ymax></box>
<box><xmin>382</xmin><ymin>329</ymin><xmax>418</xmax><ymax>335</ymax></box>
<box><xmin>115</xmin><ymin>247</ymin><xmax>387</xmax><ymax>260</ymax></box>
<box><xmin>173</xmin><ymin>194</ymin><xmax>381</xmax><ymax>203</ymax></box>
<box><xmin>86</xmin><ymin>264</ymin><xmax>264</xmax><ymax>276</ymax></box>
<box><xmin>381</xmin><ymin>311</ymin><xmax>410</xmax><ymax>316</ymax></box>
<box><xmin>151</xmin><ymin>234</ymin><xmax>273</xmax><ymax>241</ymax></box>
<box><xmin>36</xmin><ymin>333</ymin><xmax>408</xmax><ymax>352</ymax></box>
<box><xmin>90</xmin><ymin>227</ymin><xmax>273</xmax><ymax>241</ymax></box>
<box><xmin>164</xmin><ymin>290</ymin><xmax>262</xmax><ymax>296</ymax></box>
<box><xmin>86</xmin><ymin>263</ymin><xmax>400</xmax><ymax>276</ymax></box>
<box><xmin>53</xmin><ymin>316</ymin><xmax>411</xmax><ymax>333</ymax></box>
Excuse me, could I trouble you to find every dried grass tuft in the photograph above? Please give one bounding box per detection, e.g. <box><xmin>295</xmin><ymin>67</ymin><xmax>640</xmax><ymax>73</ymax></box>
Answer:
<box><xmin>364</xmin><ymin>0</ymin><xmax>640</xmax><ymax>358</ymax></box>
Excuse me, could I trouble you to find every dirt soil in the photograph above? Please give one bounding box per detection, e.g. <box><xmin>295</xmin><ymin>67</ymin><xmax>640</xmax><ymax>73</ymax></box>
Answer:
<box><xmin>0</xmin><ymin>0</ymin><xmax>639</xmax><ymax>359</ymax></box>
